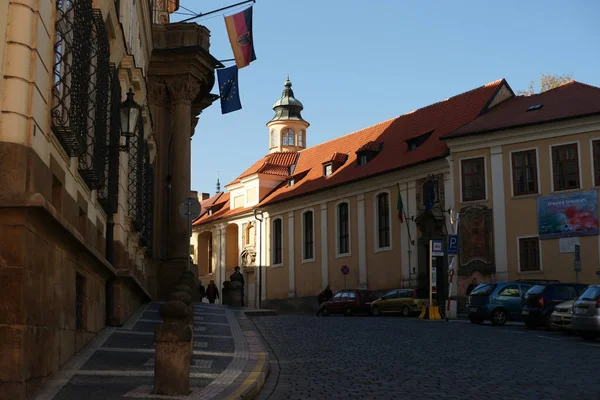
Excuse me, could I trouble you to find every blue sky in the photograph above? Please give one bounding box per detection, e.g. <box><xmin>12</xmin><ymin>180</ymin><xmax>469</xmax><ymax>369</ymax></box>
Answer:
<box><xmin>172</xmin><ymin>0</ymin><xmax>600</xmax><ymax>196</ymax></box>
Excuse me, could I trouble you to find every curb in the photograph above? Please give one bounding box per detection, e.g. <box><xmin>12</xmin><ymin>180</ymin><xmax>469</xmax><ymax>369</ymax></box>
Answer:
<box><xmin>244</xmin><ymin>309</ymin><xmax>277</xmax><ymax>317</ymax></box>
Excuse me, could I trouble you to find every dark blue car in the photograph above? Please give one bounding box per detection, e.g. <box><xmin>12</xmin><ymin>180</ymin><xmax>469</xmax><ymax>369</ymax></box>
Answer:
<box><xmin>467</xmin><ymin>281</ymin><xmax>539</xmax><ymax>326</ymax></box>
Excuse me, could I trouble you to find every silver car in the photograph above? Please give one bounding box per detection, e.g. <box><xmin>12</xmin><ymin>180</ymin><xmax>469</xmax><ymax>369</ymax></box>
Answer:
<box><xmin>571</xmin><ymin>285</ymin><xmax>600</xmax><ymax>340</ymax></box>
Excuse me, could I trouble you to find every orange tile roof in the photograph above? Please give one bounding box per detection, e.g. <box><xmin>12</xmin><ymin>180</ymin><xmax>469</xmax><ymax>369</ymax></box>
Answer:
<box><xmin>356</xmin><ymin>141</ymin><xmax>382</xmax><ymax>153</ymax></box>
<box><xmin>443</xmin><ymin>81</ymin><xmax>600</xmax><ymax>139</ymax></box>
<box><xmin>325</xmin><ymin>152</ymin><xmax>349</xmax><ymax>164</ymax></box>
<box><xmin>195</xmin><ymin>78</ymin><xmax>506</xmax><ymax>225</ymax></box>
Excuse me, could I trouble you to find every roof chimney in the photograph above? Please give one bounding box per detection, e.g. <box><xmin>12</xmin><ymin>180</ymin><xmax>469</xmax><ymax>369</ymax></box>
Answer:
<box><xmin>201</xmin><ymin>192</ymin><xmax>210</xmax><ymax>200</ymax></box>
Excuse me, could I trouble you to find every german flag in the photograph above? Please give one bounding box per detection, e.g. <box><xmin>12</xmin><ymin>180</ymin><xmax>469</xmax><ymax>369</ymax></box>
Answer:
<box><xmin>224</xmin><ymin>6</ymin><xmax>257</xmax><ymax>69</ymax></box>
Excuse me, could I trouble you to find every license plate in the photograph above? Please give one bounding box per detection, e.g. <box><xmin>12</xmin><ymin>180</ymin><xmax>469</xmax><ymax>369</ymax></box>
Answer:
<box><xmin>469</xmin><ymin>307</ymin><xmax>477</xmax><ymax>312</ymax></box>
<box><xmin>522</xmin><ymin>310</ymin><xmax>529</xmax><ymax>315</ymax></box>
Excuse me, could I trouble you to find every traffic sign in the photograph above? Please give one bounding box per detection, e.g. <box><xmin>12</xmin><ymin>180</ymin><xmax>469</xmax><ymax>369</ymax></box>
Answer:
<box><xmin>432</xmin><ymin>240</ymin><xmax>444</xmax><ymax>257</ymax></box>
<box><xmin>341</xmin><ymin>265</ymin><xmax>350</xmax><ymax>275</ymax></box>
<box><xmin>447</xmin><ymin>235</ymin><xmax>459</xmax><ymax>256</ymax></box>
<box><xmin>179</xmin><ymin>197</ymin><xmax>201</xmax><ymax>221</ymax></box>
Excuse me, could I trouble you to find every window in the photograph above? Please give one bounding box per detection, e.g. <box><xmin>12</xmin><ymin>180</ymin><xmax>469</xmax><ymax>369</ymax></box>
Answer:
<box><xmin>324</xmin><ymin>163</ymin><xmax>333</xmax><ymax>177</ymax></box>
<box><xmin>376</xmin><ymin>193</ymin><xmax>390</xmax><ymax>248</ymax></box>
<box><xmin>406</xmin><ymin>131</ymin><xmax>433</xmax><ymax>151</ymax></box>
<box><xmin>519</xmin><ymin>237</ymin><xmax>540</xmax><ymax>272</ymax></box>
<box><xmin>282</xmin><ymin>128</ymin><xmax>295</xmax><ymax>146</ymax></box>
<box><xmin>272</xmin><ymin>218</ymin><xmax>283</xmax><ymax>264</ymax></box>
<box><xmin>302</xmin><ymin>211</ymin><xmax>314</xmax><ymax>260</ymax></box>
<box><xmin>498</xmin><ymin>285</ymin><xmax>520</xmax><ymax>297</ymax></box>
<box><xmin>347</xmin><ymin>292</ymin><xmax>357</xmax><ymax>299</ymax></box>
<box><xmin>333</xmin><ymin>292</ymin><xmax>344</xmax><ymax>300</ymax></box>
<box><xmin>337</xmin><ymin>202</ymin><xmax>349</xmax><ymax>254</ymax></box>
<box><xmin>208</xmin><ymin>236</ymin><xmax>213</xmax><ymax>273</ymax></box>
<box><xmin>461</xmin><ymin>157</ymin><xmax>485</xmax><ymax>201</ymax></box>
<box><xmin>270</xmin><ymin>129</ymin><xmax>278</xmax><ymax>147</ymax></box>
<box><xmin>357</xmin><ymin>154</ymin><xmax>368</xmax><ymax>166</ymax></box>
<box><xmin>512</xmin><ymin>150</ymin><xmax>538</xmax><ymax>195</ymax></box>
<box><xmin>592</xmin><ymin>140</ymin><xmax>600</xmax><ymax>186</ymax></box>
<box><xmin>422</xmin><ymin>180</ymin><xmax>439</xmax><ymax>208</ymax></box>
<box><xmin>75</xmin><ymin>273</ymin><xmax>86</xmax><ymax>330</ymax></box>
<box><xmin>298</xmin><ymin>131</ymin><xmax>304</xmax><ymax>147</ymax></box>
<box><xmin>552</xmin><ymin>143</ymin><xmax>579</xmax><ymax>191</ymax></box>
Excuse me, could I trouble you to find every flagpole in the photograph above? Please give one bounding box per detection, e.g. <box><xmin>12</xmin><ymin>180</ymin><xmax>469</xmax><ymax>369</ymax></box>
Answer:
<box><xmin>178</xmin><ymin>0</ymin><xmax>256</xmax><ymax>23</ymax></box>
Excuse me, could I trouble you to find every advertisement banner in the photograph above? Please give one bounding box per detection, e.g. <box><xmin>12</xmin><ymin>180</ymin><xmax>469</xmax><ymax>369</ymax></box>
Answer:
<box><xmin>537</xmin><ymin>191</ymin><xmax>599</xmax><ymax>239</ymax></box>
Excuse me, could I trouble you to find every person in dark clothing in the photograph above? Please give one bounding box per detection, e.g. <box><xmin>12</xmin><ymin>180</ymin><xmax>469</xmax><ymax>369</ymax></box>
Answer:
<box><xmin>466</xmin><ymin>278</ymin><xmax>478</xmax><ymax>296</ymax></box>
<box><xmin>230</xmin><ymin>266</ymin><xmax>245</xmax><ymax>307</ymax></box>
<box><xmin>198</xmin><ymin>280</ymin><xmax>206</xmax><ymax>303</ymax></box>
<box><xmin>318</xmin><ymin>285</ymin><xmax>334</xmax><ymax>305</ymax></box>
<box><xmin>206</xmin><ymin>280</ymin><xmax>219</xmax><ymax>304</ymax></box>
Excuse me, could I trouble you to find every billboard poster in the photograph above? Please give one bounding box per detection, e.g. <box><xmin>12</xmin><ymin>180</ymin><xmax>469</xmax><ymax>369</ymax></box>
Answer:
<box><xmin>537</xmin><ymin>191</ymin><xmax>599</xmax><ymax>239</ymax></box>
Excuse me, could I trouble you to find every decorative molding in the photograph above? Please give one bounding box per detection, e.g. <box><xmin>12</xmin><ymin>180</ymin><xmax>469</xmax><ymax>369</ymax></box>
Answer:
<box><xmin>166</xmin><ymin>76</ymin><xmax>202</xmax><ymax>105</ymax></box>
<box><xmin>147</xmin><ymin>82</ymin><xmax>169</xmax><ymax>107</ymax></box>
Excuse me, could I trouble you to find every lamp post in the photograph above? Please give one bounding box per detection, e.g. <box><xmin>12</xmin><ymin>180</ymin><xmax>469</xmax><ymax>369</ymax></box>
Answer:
<box><xmin>119</xmin><ymin>88</ymin><xmax>142</xmax><ymax>150</ymax></box>
<box><xmin>253</xmin><ymin>208</ymin><xmax>264</xmax><ymax>309</ymax></box>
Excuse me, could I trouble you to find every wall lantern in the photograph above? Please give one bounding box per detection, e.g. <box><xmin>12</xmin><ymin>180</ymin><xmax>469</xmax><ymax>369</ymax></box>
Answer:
<box><xmin>119</xmin><ymin>88</ymin><xmax>142</xmax><ymax>150</ymax></box>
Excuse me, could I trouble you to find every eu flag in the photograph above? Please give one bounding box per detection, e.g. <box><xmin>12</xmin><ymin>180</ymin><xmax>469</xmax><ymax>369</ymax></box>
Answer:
<box><xmin>217</xmin><ymin>66</ymin><xmax>242</xmax><ymax>114</ymax></box>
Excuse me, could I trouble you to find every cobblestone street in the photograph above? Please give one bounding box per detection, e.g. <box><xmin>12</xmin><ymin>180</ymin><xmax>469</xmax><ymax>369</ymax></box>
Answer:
<box><xmin>253</xmin><ymin>315</ymin><xmax>600</xmax><ymax>400</ymax></box>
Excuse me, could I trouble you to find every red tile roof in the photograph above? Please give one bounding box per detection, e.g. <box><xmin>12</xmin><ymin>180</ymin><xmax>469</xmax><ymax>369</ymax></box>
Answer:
<box><xmin>356</xmin><ymin>141</ymin><xmax>382</xmax><ymax>153</ymax></box>
<box><xmin>194</xmin><ymin>78</ymin><xmax>506</xmax><ymax>225</ymax></box>
<box><xmin>325</xmin><ymin>152</ymin><xmax>349</xmax><ymax>164</ymax></box>
<box><xmin>443</xmin><ymin>81</ymin><xmax>600</xmax><ymax>139</ymax></box>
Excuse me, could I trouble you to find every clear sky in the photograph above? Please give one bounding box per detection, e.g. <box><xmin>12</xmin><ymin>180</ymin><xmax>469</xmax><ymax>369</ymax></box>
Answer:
<box><xmin>172</xmin><ymin>0</ymin><xmax>600</xmax><ymax>197</ymax></box>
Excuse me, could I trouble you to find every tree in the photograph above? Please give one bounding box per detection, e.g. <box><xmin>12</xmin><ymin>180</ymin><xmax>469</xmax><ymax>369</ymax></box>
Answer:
<box><xmin>517</xmin><ymin>73</ymin><xmax>574</xmax><ymax>96</ymax></box>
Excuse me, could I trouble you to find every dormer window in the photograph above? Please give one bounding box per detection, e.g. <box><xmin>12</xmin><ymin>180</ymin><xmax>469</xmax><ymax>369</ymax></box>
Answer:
<box><xmin>406</xmin><ymin>131</ymin><xmax>433</xmax><ymax>152</ymax></box>
<box><xmin>208</xmin><ymin>208</ymin><xmax>213</xmax><ymax>216</ymax></box>
<box><xmin>358</xmin><ymin>154</ymin><xmax>368</xmax><ymax>166</ymax></box>
<box><xmin>324</xmin><ymin>163</ymin><xmax>333</xmax><ymax>177</ymax></box>
<box><xmin>356</xmin><ymin>141</ymin><xmax>383</xmax><ymax>166</ymax></box>
<box><xmin>282</xmin><ymin>128</ymin><xmax>295</xmax><ymax>146</ymax></box>
<box><xmin>288</xmin><ymin>178</ymin><xmax>295</xmax><ymax>187</ymax></box>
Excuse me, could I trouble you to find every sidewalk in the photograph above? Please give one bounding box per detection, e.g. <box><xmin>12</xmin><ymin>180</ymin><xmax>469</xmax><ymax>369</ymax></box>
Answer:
<box><xmin>34</xmin><ymin>302</ymin><xmax>271</xmax><ymax>400</ymax></box>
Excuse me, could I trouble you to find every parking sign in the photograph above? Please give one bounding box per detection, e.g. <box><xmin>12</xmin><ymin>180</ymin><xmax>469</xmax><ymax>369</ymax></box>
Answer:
<box><xmin>432</xmin><ymin>240</ymin><xmax>444</xmax><ymax>257</ymax></box>
<box><xmin>447</xmin><ymin>235</ymin><xmax>459</xmax><ymax>256</ymax></box>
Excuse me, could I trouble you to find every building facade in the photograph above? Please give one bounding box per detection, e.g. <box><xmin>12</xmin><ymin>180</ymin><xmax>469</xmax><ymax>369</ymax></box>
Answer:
<box><xmin>0</xmin><ymin>1</ymin><xmax>218</xmax><ymax>398</ymax></box>
<box><xmin>193</xmin><ymin>78</ymin><xmax>600</xmax><ymax>312</ymax></box>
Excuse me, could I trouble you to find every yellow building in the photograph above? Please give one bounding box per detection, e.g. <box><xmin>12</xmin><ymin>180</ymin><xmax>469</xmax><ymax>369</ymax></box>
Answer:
<box><xmin>0</xmin><ymin>1</ymin><xmax>218</xmax><ymax>397</ymax></box>
<box><xmin>193</xmin><ymin>78</ymin><xmax>600</xmax><ymax>312</ymax></box>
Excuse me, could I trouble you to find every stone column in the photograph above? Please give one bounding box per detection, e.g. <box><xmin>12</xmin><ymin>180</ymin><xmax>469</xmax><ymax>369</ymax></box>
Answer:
<box><xmin>357</xmin><ymin>194</ymin><xmax>368</xmax><ymax>290</ymax></box>
<box><xmin>320</xmin><ymin>204</ymin><xmax>328</xmax><ymax>289</ymax></box>
<box><xmin>165</xmin><ymin>77</ymin><xmax>201</xmax><ymax>260</ymax></box>
<box><xmin>490</xmin><ymin>146</ymin><xmax>508</xmax><ymax>281</ymax></box>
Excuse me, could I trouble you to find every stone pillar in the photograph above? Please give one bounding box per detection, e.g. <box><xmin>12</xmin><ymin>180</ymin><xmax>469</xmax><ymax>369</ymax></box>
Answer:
<box><xmin>357</xmin><ymin>194</ymin><xmax>368</xmax><ymax>290</ymax></box>
<box><xmin>165</xmin><ymin>77</ymin><xmax>201</xmax><ymax>261</ymax></box>
<box><xmin>287</xmin><ymin>212</ymin><xmax>296</xmax><ymax>298</ymax></box>
<box><xmin>320</xmin><ymin>204</ymin><xmax>328</xmax><ymax>289</ymax></box>
<box><xmin>154</xmin><ymin>300</ymin><xmax>192</xmax><ymax>395</ymax></box>
<box><xmin>490</xmin><ymin>146</ymin><xmax>508</xmax><ymax>281</ymax></box>
<box><xmin>219</xmin><ymin>226</ymin><xmax>227</xmax><ymax>299</ymax></box>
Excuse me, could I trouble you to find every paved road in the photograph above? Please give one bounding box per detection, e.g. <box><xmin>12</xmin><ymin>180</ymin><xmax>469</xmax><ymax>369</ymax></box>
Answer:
<box><xmin>253</xmin><ymin>315</ymin><xmax>600</xmax><ymax>400</ymax></box>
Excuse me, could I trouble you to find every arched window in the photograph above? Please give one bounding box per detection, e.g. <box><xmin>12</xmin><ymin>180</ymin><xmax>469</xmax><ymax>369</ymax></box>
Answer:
<box><xmin>270</xmin><ymin>129</ymin><xmax>278</xmax><ymax>147</ymax></box>
<box><xmin>376</xmin><ymin>193</ymin><xmax>390</xmax><ymax>248</ymax></box>
<box><xmin>282</xmin><ymin>128</ymin><xmax>295</xmax><ymax>146</ymax></box>
<box><xmin>298</xmin><ymin>131</ymin><xmax>304</xmax><ymax>147</ymax></box>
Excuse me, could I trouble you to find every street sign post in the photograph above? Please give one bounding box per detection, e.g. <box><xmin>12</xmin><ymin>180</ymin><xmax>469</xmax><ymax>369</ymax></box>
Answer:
<box><xmin>341</xmin><ymin>265</ymin><xmax>350</xmax><ymax>289</ymax></box>
<box><xmin>447</xmin><ymin>235</ymin><xmax>459</xmax><ymax>256</ymax></box>
<box><xmin>574</xmin><ymin>244</ymin><xmax>581</xmax><ymax>282</ymax></box>
<box><xmin>179</xmin><ymin>197</ymin><xmax>201</xmax><ymax>272</ymax></box>
<box><xmin>432</xmin><ymin>240</ymin><xmax>444</xmax><ymax>257</ymax></box>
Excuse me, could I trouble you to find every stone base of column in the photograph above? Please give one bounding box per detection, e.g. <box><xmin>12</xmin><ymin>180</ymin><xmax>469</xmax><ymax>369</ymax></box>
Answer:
<box><xmin>158</xmin><ymin>258</ymin><xmax>191</xmax><ymax>301</ymax></box>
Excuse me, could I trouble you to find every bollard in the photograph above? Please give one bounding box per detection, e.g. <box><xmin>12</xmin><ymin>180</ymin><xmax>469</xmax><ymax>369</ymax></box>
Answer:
<box><xmin>175</xmin><ymin>284</ymin><xmax>193</xmax><ymax>296</ymax></box>
<box><xmin>178</xmin><ymin>275</ymin><xmax>200</xmax><ymax>302</ymax></box>
<box><xmin>222</xmin><ymin>281</ymin><xmax>231</xmax><ymax>306</ymax></box>
<box><xmin>154</xmin><ymin>300</ymin><xmax>192</xmax><ymax>396</ymax></box>
<box><xmin>229</xmin><ymin>281</ymin><xmax>243</xmax><ymax>307</ymax></box>
<box><xmin>170</xmin><ymin>291</ymin><xmax>194</xmax><ymax>361</ymax></box>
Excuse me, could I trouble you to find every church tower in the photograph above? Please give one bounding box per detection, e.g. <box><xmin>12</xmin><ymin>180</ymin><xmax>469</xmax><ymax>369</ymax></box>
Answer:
<box><xmin>267</xmin><ymin>77</ymin><xmax>309</xmax><ymax>153</ymax></box>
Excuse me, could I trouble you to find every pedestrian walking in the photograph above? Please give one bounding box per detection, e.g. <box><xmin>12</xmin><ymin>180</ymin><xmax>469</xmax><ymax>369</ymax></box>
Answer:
<box><xmin>230</xmin><ymin>266</ymin><xmax>245</xmax><ymax>307</ymax></box>
<box><xmin>198</xmin><ymin>280</ymin><xmax>206</xmax><ymax>303</ymax></box>
<box><xmin>206</xmin><ymin>280</ymin><xmax>219</xmax><ymax>304</ymax></box>
<box><xmin>318</xmin><ymin>285</ymin><xmax>333</xmax><ymax>305</ymax></box>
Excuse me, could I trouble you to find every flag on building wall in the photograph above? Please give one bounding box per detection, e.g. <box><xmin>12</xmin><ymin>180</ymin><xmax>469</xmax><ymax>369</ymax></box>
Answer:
<box><xmin>224</xmin><ymin>6</ymin><xmax>257</xmax><ymax>69</ymax></box>
<box><xmin>217</xmin><ymin>65</ymin><xmax>242</xmax><ymax>114</ymax></box>
<box><xmin>397</xmin><ymin>186</ymin><xmax>404</xmax><ymax>223</ymax></box>
<box><xmin>425</xmin><ymin>181</ymin><xmax>436</xmax><ymax>210</ymax></box>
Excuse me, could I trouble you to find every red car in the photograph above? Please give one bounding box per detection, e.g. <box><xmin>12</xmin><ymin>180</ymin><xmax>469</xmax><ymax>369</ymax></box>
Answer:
<box><xmin>318</xmin><ymin>289</ymin><xmax>378</xmax><ymax>316</ymax></box>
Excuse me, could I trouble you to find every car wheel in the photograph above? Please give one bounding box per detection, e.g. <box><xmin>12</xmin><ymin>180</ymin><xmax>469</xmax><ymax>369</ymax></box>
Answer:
<box><xmin>344</xmin><ymin>308</ymin><xmax>353</xmax><ymax>317</ymax></box>
<box><xmin>490</xmin><ymin>309</ymin><xmax>507</xmax><ymax>326</ymax></box>
<box><xmin>401</xmin><ymin>305</ymin><xmax>410</xmax><ymax>317</ymax></box>
<box><xmin>371</xmin><ymin>305</ymin><xmax>381</xmax><ymax>317</ymax></box>
<box><xmin>469</xmin><ymin>316</ymin><xmax>484</xmax><ymax>325</ymax></box>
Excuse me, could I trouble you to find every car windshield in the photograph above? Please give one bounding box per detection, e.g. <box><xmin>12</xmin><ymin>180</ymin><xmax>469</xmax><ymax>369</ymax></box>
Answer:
<box><xmin>470</xmin><ymin>283</ymin><xmax>495</xmax><ymax>296</ymax></box>
<box><xmin>527</xmin><ymin>285</ymin><xmax>546</xmax><ymax>295</ymax></box>
<box><xmin>579</xmin><ymin>286</ymin><xmax>600</xmax><ymax>301</ymax></box>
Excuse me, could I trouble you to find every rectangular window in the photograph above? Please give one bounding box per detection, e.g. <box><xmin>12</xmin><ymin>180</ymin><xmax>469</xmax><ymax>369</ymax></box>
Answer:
<box><xmin>337</xmin><ymin>203</ymin><xmax>349</xmax><ymax>254</ymax></box>
<box><xmin>512</xmin><ymin>150</ymin><xmax>538</xmax><ymax>196</ymax></box>
<box><xmin>461</xmin><ymin>157</ymin><xmax>486</xmax><ymax>201</ymax></box>
<box><xmin>208</xmin><ymin>237</ymin><xmax>213</xmax><ymax>273</ymax></box>
<box><xmin>552</xmin><ymin>143</ymin><xmax>580</xmax><ymax>191</ymax></box>
<box><xmin>593</xmin><ymin>140</ymin><xmax>600</xmax><ymax>186</ymax></box>
<box><xmin>324</xmin><ymin>163</ymin><xmax>332</xmax><ymax>176</ymax></box>
<box><xmin>303</xmin><ymin>211</ymin><xmax>314</xmax><ymax>260</ymax></box>
<box><xmin>519</xmin><ymin>237</ymin><xmax>540</xmax><ymax>272</ymax></box>
<box><xmin>273</xmin><ymin>219</ymin><xmax>283</xmax><ymax>264</ymax></box>
<box><xmin>377</xmin><ymin>193</ymin><xmax>390</xmax><ymax>248</ymax></box>
<box><xmin>75</xmin><ymin>273</ymin><xmax>86</xmax><ymax>330</ymax></box>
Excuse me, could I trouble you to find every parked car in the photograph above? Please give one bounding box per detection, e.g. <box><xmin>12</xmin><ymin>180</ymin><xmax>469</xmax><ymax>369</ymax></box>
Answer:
<box><xmin>550</xmin><ymin>300</ymin><xmax>575</xmax><ymax>332</ymax></box>
<box><xmin>467</xmin><ymin>281</ymin><xmax>536</xmax><ymax>326</ymax></box>
<box><xmin>522</xmin><ymin>282</ymin><xmax>588</xmax><ymax>329</ymax></box>
<box><xmin>318</xmin><ymin>289</ymin><xmax>378</xmax><ymax>316</ymax></box>
<box><xmin>571</xmin><ymin>285</ymin><xmax>600</xmax><ymax>340</ymax></box>
<box><xmin>370</xmin><ymin>288</ymin><xmax>433</xmax><ymax>317</ymax></box>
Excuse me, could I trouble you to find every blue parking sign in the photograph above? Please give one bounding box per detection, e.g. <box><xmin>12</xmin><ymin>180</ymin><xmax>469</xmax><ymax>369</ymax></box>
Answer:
<box><xmin>448</xmin><ymin>235</ymin><xmax>459</xmax><ymax>256</ymax></box>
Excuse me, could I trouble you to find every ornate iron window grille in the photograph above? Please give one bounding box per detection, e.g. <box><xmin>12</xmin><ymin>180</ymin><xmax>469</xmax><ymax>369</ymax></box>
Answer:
<box><xmin>51</xmin><ymin>0</ymin><xmax>94</xmax><ymax>157</ymax></box>
<box><xmin>98</xmin><ymin>65</ymin><xmax>122</xmax><ymax>214</ymax></box>
<box><xmin>78</xmin><ymin>10</ymin><xmax>111</xmax><ymax>189</ymax></box>
<box><xmin>128</xmin><ymin>117</ymin><xmax>141</xmax><ymax>231</ymax></box>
